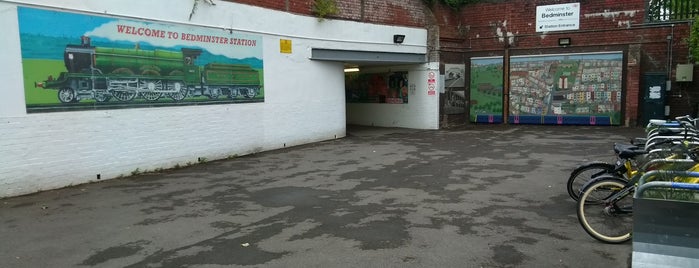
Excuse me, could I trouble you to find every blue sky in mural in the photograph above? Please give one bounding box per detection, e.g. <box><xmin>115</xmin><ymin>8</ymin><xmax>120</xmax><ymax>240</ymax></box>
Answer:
<box><xmin>472</xmin><ymin>53</ymin><xmax>622</xmax><ymax>66</ymax></box>
<box><xmin>18</xmin><ymin>7</ymin><xmax>113</xmax><ymax>37</ymax></box>
<box><xmin>17</xmin><ymin>6</ymin><xmax>263</xmax><ymax>68</ymax></box>
<box><xmin>471</xmin><ymin>57</ymin><xmax>503</xmax><ymax>65</ymax></box>
<box><xmin>511</xmin><ymin>52</ymin><xmax>622</xmax><ymax>62</ymax></box>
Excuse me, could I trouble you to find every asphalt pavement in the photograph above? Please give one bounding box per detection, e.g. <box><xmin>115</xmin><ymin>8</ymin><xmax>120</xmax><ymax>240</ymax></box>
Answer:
<box><xmin>0</xmin><ymin>124</ymin><xmax>646</xmax><ymax>267</ymax></box>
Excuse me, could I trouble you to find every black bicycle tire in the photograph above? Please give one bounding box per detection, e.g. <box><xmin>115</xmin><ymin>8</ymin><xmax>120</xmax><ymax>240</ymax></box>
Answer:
<box><xmin>567</xmin><ymin>162</ymin><xmax>616</xmax><ymax>201</ymax></box>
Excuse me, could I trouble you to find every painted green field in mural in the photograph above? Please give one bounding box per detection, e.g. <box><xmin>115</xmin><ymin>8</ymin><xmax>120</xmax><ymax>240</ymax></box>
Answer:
<box><xmin>470</xmin><ymin>90</ymin><xmax>502</xmax><ymax>120</ymax></box>
<box><xmin>469</xmin><ymin>64</ymin><xmax>503</xmax><ymax>120</ymax></box>
<box><xmin>23</xmin><ymin>59</ymin><xmax>64</xmax><ymax>104</ymax></box>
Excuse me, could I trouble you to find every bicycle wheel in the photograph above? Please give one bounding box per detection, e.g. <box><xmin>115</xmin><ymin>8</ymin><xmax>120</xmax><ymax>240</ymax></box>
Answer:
<box><xmin>567</xmin><ymin>162</ymin><xmax>616</xmax><ymax>201</ymax></box>
<box><xmin>576</xmin><ymin>177</ymin><xmax>633</xmax><ymax>243</ymax></box>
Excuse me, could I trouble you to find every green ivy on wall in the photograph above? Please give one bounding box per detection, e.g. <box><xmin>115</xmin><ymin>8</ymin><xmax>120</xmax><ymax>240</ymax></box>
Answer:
<box><xmin>691</xmin><ymin>16</ymin><xmax>699</xmax><ymax>63</ymax></box>
<box><xmin>312</xmin><ymin>0</ymin><xmax>339</xmax><ymax>21</ymax></box>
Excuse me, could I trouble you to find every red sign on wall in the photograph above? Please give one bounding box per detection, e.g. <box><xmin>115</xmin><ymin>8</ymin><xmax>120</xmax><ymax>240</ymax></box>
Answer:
<box><xmin>427</xmin><ymin>71</ymin><xmax>436</xmax><ymax>96</ymax></box>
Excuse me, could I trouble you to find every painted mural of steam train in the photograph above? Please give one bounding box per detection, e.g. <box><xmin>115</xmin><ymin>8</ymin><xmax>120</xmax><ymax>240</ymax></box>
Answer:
<box><xmin>36</xmin><ymin>36</ymin><xmax>261</xmax><ymax>103</ymax></box>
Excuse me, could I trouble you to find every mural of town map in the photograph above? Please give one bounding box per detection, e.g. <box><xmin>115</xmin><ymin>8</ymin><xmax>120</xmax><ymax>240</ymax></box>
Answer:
<box><xmin>470</xmin><ymin>52</ymin><xmax>623</xmax><ymax>125</ymax></box>
<box><xmin>509</xmin><ymin>52</ymin><xmax>622</xmax><ymax>125</ymax></box>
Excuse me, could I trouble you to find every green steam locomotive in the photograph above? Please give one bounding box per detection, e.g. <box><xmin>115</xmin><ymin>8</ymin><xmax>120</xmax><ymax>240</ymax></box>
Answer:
<box><xmin>36</xmin><ymin>36</ymin><xmax>261</xmax><ymax>103</ymax></box>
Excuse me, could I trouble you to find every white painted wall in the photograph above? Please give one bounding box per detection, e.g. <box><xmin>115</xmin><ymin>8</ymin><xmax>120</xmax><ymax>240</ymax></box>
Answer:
<box><xmin>0</xmin><ymin>0</ymin><xmax>430</xmax><ymax>198</ymax></box>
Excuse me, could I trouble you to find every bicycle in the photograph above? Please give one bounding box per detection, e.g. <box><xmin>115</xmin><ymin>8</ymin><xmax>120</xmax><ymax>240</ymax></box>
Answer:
<box><xmin>566</xmin><ymin>116</ymin><xmax>699</xmax><ymax>202</ymax></box>
<box><xmin>567</xmin><ymin>141</ymin><xmax>683</xmax><ymax>202</ymax></box>
<box><xmin>566</xmin><ymin>143</ymin><xmax>640</xmax><ymax>201</ymax></box>
<box><xmin>576</xmin><ymin>148</ymin><xmax>699</xmax><ymax>243</ymax></box>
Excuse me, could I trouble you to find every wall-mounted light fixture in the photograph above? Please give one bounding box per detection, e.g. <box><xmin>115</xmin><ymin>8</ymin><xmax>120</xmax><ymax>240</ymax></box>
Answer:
<box><xmin>344</xmin><ymin>68</ymin><xmax>360</xmax><ymax>73</ymax></box>
<box><xmin>393</xmin><ymin>34</ymin><xmax>405</xmax><ymax>44</ymax></box>
<box><xmin>558</xmin><ymin>37</ymin><xmax>571</xmax><ymax>47</ymax></box>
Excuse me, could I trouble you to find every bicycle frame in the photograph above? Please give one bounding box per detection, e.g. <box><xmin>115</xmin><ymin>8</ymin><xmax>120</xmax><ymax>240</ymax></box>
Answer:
<box><xmin>582</xmin><ymin>158</ymin><xmax>698</xmax><ymax>206</ymax></box>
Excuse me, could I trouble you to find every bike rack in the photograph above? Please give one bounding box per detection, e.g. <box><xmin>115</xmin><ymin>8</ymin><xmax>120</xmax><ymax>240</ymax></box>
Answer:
<box><xmin>633</xmin><ymin>171</ymin><xmax>699</xmax><ymax>268</ymax></box>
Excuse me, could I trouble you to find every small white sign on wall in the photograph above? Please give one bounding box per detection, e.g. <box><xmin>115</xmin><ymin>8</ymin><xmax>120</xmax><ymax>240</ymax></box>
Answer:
<box><xmin>536</xmin><ymin>3</ymin><xmax>580</xmax><ymax>32</ymax></box>
<box><xmin>649</xmin><ymin>86</ymin><xmax>662</xmax><ymax>99</ymax></box>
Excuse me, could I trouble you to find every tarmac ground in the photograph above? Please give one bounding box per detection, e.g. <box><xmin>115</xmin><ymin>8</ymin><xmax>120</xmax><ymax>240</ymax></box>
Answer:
<box><xmin>0</xmin><ymin>125</ymin><xmax>646</xmax><ymax>267</ymax></box>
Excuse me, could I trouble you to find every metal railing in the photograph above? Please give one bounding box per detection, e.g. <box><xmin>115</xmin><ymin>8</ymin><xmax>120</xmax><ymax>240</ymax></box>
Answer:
<box><xmin>647</xmin><ymin>0</ymin><xmax>699</xmax><ymax>22</ymax></box>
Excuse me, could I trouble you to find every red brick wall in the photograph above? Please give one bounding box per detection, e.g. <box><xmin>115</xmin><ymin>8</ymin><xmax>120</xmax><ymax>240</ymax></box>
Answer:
<box><xmin>336</xmin><ymin>0</ymin><xmax>363</xmax><ymax>21</ymax></box>
<box><xmin>230</xmin><ymin>0</ymin><xmax>288</xmax><ymax>11</ymax></box>
<box><xmin>362</xmin><ymin>0</ymin><xmax>426</xmax><ymax>27</ymax></box>
<box><xmin>225</xmin><ymin>0</ymin><xmax>426</xmax><ymax>27</ymax></box>
<box><xmin>224</xmin><ymin>0</ymin><xmax>697</xmax><ymax>125</ymax></box>
<box><xmin>449</xmin><ymin>0</ymin><xmax>694</xmax><ymax>126</ymax></box>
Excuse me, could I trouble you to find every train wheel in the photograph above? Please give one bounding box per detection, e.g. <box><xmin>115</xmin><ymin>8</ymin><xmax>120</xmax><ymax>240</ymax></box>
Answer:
<box><xmin>94</xmin><ymin>91</ymin><xmax>111</xmax><ymax>102</ymax></box>
<box><xmin>58</xmin><ymin>87</ymin><xmax>76</xmax><ymax>103</ymax></box>
<box><xmin>208</xmin><ymin>88</ymin><xmax>221</xmax><ymax>99</ymax></box>
<box><xmin>167</xmin><ymin>81</ymin><xmax>188</xmax><ymax>101</ymax></box>
<box><xmin>141</xmin><ymin>92</ymin><xmax>162</xmax><ymax>101</ymax></box>
<box><xmin>241</xmin><ymin>87</ymin><xmax>257</xmax><ymax>99</ymax></box>
<box><xmin>140</xmin><ymin>80</ymin><xmax>163</xmax><ymax>101</ymax></box>
<box><xmin>112</xmin><ymin>90</ymin><xmax>137</xmax><ymax>101</ymax></box>
<box><xmin>227</xmin><ymin>88</ymin><xmax>239</xmax><ymax>99</ymax></box>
